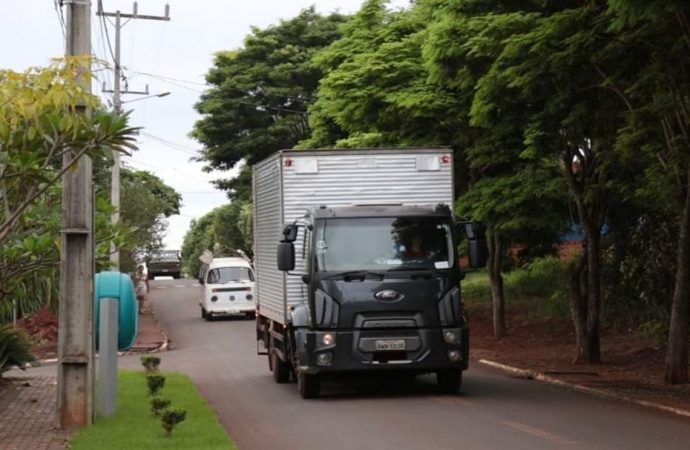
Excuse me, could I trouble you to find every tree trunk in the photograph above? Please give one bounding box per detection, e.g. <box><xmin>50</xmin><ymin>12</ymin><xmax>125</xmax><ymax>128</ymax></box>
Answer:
<box><xmin>567</xmin><ymin>250</ymin><xmax>588</xmax><ymax>363</ymax></box>
<box><xmin>664</xmin><ymin>160</ymin><xmax>690</xmax><ymax>384</ymax></box>
<box><xmin>488</xmin><ymin>231</ymin><xmax>507</xmax><ymax>339</ymax></box>
<box><xmin>584</xmin><ymin>226</ymin><xmax>602</xmax><ymax>364</ymax></box>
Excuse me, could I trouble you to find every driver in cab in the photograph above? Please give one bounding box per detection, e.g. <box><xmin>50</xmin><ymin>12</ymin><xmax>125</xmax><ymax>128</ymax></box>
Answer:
<box><xmin>402</xmin><ymin>235</ymin><xmax>432</xmax><ymax>259</ymax></box>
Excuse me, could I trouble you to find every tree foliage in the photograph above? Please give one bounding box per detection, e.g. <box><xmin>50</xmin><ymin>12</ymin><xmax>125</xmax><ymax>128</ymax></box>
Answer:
<box><xmin>0</xmin><ymin>57</ymin><xmax>139</xmax><ymax>311</ymax></box>
<box><xmin>191</xmin><ymin>7</ymin><xmax>348</xmax><ymax>200</ymax></box>
<box><xmin>181</xmin><ymin>200</ymin><xmax>253</xmax><ymax>278</ymax></box>
<box><xmin>0</xmin><ymin>57</ymin><xmax>180</xmax><ymax>320</ymax></box>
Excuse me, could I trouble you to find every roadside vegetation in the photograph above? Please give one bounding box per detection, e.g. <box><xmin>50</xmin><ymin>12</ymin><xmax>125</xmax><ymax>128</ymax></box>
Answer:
<box><xmin>187</xmin><ymin>0</ymin><xmax>690</xmax><ymax>385</ymax></box>
<box><xmin>69</xmin><ymin>370</ymin><xmax>235</xmax><ymax>449</ymax></box>
<box><xmin>0</xmin><ymin>57</ymin><xmax>181</xmax><ymax>364</ymax></box>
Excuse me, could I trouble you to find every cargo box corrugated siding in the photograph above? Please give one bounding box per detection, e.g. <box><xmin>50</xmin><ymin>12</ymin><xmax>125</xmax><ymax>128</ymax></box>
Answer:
<box><xmin>253</xmin><ymin>148</ymin><xmax>454</xmax><ymax>325</ymax></box>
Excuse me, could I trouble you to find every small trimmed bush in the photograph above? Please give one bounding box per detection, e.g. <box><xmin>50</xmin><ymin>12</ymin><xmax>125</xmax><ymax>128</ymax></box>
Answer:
<box><xmin>161</xmin><ymin>408</ymin><xmax>187</xmax><ymax>436</ymax></box>
<box><xmin>140</xmin><ymin>356</ymin><xmax>161</xmax><ymax>374</ymax></box>
<box><xmin>150</xmin><ymin>397</ymin><xmax>171</xmax><ymax>416</ymax></box>
<box><xmin>146</xmin><ymin>374</ymin><xmax>166</xmax><ymax>396</ymax></box>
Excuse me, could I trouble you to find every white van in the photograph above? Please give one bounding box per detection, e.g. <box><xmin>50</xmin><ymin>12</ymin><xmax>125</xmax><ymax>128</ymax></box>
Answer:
<box><xmin>198</xmin><ymin>257</ymin><xmax>256</xmax><ymax>321</ymax></box>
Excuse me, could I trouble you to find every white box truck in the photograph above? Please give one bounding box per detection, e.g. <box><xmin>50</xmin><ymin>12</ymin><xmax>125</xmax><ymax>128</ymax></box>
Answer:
<box><xmin>253</xmin><ymin>148</ymin><xmax>487</xmax><ymax>398</ymax></box>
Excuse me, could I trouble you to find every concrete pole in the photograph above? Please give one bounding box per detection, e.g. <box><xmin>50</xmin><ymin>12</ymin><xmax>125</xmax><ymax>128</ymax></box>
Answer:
<box><xmin>99</xmin><ymin>4</ymin><xmax>170</xmax><ymax>271</ymax></box>
<box><xmin>97</xmin><ymin>298</ymin><xmax>119</xmax><ymax>418</ymax></box>
<box><xmin>110</xmin><ymin>11</ymin><xmax>122</xmax><ymax>271</ymax></box>
<box><xmin>58</xmin><ymin>0</ymin><xmax>95</xmax><ymax>430</ymax></box>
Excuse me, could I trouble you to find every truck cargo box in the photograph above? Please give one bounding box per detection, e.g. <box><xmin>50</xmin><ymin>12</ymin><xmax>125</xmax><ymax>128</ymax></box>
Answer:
<box><xmin>252</xmin><ymin>148</ymin><xmax>454</xmax><ymax>325</ymax></box>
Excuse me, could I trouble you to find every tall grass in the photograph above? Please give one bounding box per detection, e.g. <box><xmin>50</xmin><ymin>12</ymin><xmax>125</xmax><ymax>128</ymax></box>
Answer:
<box><xmin>0</xmin><ymin>267</ymin><xmax>59</xmax><ymax>325</ymax></box>
<box><xmin>461</xmin><ymin>256</ymin><xmax>569</xmax><ymax>319</ymax></box>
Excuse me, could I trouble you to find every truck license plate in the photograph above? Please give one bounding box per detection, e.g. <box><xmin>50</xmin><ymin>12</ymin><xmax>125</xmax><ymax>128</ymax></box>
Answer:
<box><xmin>375</xmin><ymin>340</ymin><xmax>406</xmax><ymax>351</ymax></box>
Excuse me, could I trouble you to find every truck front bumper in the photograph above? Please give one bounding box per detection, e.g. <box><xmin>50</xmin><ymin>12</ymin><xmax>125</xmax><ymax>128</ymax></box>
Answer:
<box><xmin>296</xmin><ymin>327</ymin><xmax>469</xmax><ymax>375</ymax></box>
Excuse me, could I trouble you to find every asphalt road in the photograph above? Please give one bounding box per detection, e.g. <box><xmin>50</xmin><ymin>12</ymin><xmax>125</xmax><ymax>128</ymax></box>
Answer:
<box><xmin>16</xmin><ymin>278</ymin><xmax>690</xmax><ymax>449</ymax></box>
<box><xmin>142</xmin><ymin>279</ymin><xmax>690</xmax><ymax>450</ymax></box>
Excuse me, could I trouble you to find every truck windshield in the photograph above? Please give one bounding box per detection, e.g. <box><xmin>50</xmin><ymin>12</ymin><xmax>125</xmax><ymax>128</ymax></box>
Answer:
<box><xmin>207</xmin><ymin>267</ymin><xmax>254</xmax><ymax>284</ymax></box>
<box><xmin>315</xmin><ymin>217</ymin><xmax>454</xmax><ymax>272</ymax></box>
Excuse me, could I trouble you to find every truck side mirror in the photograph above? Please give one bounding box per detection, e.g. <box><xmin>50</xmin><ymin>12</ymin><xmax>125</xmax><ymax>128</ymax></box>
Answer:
<box><xmin>464</xmin><ymin>222</ymin><xmax>488</xmax><ymax>268</ymax></box>
<box><xmin>283</xmin><ymin>224</ymin><xmax>298</xmax><ymax>243</ymax></box>
<box><xmin>277</xmin><ymin>242</ymin><xmax>295</xmax><ymax>271</ymax></box>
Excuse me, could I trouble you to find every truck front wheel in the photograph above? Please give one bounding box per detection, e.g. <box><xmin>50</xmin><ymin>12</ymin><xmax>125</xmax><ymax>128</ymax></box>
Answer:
<box><xmin>272</xmin><ymin>351</ymin><xmax>291</xmax><ymax>384</ymax></box>
<box><xmin>436</xmin><ymin>369</ymin><xmax>463</xmax><ymax>395</ymax></box>
<box><xmin>297</xmin><ymin>370</ymin><xmax>321</xmax><ymax>399</ymax></box>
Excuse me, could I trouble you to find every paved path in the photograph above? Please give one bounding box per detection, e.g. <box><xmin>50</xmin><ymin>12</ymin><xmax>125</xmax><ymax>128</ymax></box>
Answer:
<box><xmin>0</xmin><ymin>377</ymin><xmax>70</xmax><ymax>450</ymax></box>
<box><xmin>14</xmin><ymin>278</ymin><xmax>690</xmax><ymax>449</ymax></box>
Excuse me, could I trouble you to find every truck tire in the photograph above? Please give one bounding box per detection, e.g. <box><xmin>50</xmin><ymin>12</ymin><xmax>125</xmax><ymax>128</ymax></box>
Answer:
<box><xmin>297</xmin><ymin>370</ymin><xmax>321</xmax><ymax>399</ymax></box>
<box><xmin>436</xmin><ymin>369</ymin><xmax>463</xmax><ymax>394</ymax></box>
<box><xmin>272</xmin><ymin>351</ymin><xmax>291</xmax><ymax>383</ymax></box>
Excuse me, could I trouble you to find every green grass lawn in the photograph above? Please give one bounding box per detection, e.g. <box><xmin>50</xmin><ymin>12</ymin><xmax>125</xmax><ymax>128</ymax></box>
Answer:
<box><xmin>70</xmin><ymin>370</ymin><xmax>236</xmax><ymax>450</ymax></box>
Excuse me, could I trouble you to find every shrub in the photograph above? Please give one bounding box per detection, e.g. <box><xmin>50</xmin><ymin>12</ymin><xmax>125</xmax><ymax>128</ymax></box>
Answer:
<box><xmin>161</xmin><ymin>408</ymin><xmax>187</xmax><ymax>436</ymax></box>
<box><xmin>150</xmin><ymin>397</ymin><xmax>171</xmax><ymax>416</ymax></box>
<box><xmin>146</xmin><ymin>374</ymin><xmax>166</xmax><ymax>396</ymax></box>
<box><xmin>140</xmin><ymin>356</ymin><xmax>161</xmax><ymax>374</ymax></box>
<box><xmin>0</xmin><ymin>325</ymin><xmax>37</xmax><ymax>377</ymax></box>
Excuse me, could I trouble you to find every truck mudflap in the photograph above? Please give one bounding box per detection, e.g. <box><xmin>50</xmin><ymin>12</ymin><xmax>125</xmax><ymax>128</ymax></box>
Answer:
<box><xmin>294</xmin><ymin>327</ymin><xmax>469</xmax><ymax>375</ymax></box>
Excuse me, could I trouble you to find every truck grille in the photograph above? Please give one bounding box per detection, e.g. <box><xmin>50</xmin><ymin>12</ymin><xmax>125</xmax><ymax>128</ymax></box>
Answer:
<box><xmin>360</xmin><ymin>329</ymin><xmax>419</xmax><ymax>339</ymax></box>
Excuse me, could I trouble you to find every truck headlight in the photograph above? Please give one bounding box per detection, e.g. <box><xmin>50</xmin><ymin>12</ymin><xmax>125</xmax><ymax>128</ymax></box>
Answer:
<box><xmin>447</xmin><ymin>350</ymin><xmax>461</xmax><ymax>362</ymax></box>
<box><xmin>444</xmin><ymin>331</ymin><xmax>458</xmax><ymax>344</ymax></box>
<box><xmin>322</xmin><ymin>333</ymin><xmax>335</xmax><ymax>346</ymax></box>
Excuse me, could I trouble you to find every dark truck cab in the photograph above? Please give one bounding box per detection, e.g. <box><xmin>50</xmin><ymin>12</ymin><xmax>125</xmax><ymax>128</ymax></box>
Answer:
<box><xmin>146</xmin><ymin>250</ymin><xmax>182</xmax><ymax>280</ymax></box>
<box><xmin>263</xmin><ymin>203</ymin><xmax>487</xmax><ymax>398</ymax></box>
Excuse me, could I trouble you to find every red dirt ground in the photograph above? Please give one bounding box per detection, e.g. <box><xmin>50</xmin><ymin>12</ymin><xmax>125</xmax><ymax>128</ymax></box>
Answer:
<box><xmin>467</xmin><ymin>304</ymin><xmax>690</xmax><ymax>412</ymax></box>
<box><xmin>16</xmin><ymin>309</ymin><xmax>58</xmax><ymax>360</ymax></box>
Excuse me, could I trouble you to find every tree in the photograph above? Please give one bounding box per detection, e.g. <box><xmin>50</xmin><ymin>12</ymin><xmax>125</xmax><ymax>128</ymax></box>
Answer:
<box><xmin>0</xmin><ymin>57</ymin><xmax>138</xmax><ymax>308</ymax></box>
<box><xmin>191</xmin><ymin>7</ymin><xmax>349</xmax><ymax>199</ymax></box>
<box><xmin>181</xmin><ymin>201</ymin><xmax>253</xmax><ymax>278</ymax></box>
<box><xmin>108</xmin><ymin>167</ymin><xmax>182</xmax><ymax>273</ymax></box>
<box><xmin>468</xmin><ymin>3</ymin><xmax>626</xmax><ymax>360</ymax></box>
<box><xmin>181</xmin><ymin>211</ymin><xmax>218</xmax><ymax>278</ymax></box>
<box><xmin>604</xmin><ymin>0</ymin><xmax>690</xmax><ymax>383</ymax></box>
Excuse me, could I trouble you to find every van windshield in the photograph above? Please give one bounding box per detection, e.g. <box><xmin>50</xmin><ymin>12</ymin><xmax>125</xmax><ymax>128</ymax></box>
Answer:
<box><xmin>207</xmin><ymin>267</ymin><xmax>254</xmax><ymax>284</ymax></box>
<box><xmin>315</xmin><ymin>216</ymin><xmax>454</xmax><ymax>272</ymax></box>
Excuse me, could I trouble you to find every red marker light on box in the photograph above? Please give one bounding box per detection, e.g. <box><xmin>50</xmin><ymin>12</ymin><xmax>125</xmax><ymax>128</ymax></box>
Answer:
<box><xmin>441</xmin><ymin>155</ymin><xmax>450</xmax><ymax>164</ymax></box>
<box><xmin>285</xmin><ymin>158</ymin><xmax>293</xmax><ymax>167</ymax></box>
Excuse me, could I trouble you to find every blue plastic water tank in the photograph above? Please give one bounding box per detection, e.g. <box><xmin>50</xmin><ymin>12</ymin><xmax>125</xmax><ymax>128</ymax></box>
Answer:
<box><xmin>94</xmin><ymin>271</ymin><xmax>139</xmax><ymax>351</ymax></box>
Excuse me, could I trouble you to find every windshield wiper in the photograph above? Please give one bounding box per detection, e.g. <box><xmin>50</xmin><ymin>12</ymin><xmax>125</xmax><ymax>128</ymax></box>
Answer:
<box><xmin>319</xmin><ymin>270</ymin><xmax>385</xmax><ymax>281</ymax></box>
<box><xmin>386</xmin><ymin>266</ymin><xmax>445</xmax><ymax>279</ymax></box>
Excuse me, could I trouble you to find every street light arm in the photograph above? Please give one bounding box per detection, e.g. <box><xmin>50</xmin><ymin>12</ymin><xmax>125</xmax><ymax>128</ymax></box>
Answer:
<box><xmin>121</xmin><ymin>92</ymin><xmax>171</xmax><ymax>104</ymax></box>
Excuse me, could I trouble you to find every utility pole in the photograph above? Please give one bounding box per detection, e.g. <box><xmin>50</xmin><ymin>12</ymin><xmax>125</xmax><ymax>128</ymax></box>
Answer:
<box><xmin>98</xmin><ymin>2</ymin><xmax>170</xmax><ymax>271</ymax></box>
<box><xmin>58</xmin><ymin>0</ymin><xmax>95</xmax><ymax>429</ymax></box>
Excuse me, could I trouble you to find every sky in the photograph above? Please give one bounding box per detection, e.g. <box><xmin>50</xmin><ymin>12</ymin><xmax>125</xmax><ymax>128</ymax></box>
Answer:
<box><xmin>0</xmin><ymin>0</ymin><xmax>408</xmax><ymax>250</ymax></box>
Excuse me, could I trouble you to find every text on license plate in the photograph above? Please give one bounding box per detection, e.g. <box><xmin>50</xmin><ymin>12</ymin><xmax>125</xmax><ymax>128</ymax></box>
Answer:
<box><xmin>375</xmin><ymin>340</ymin><xmax>406</xmax><ymax>351</ymax></box>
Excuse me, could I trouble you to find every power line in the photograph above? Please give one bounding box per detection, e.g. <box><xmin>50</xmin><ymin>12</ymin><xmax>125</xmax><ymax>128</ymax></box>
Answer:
<box><xmin>53</xmin><ymin>0</ymin><xmax>66</xmax><ymax>39</ymax></box>
<box><xmin>140</xmin><ymin>131</ymin><xmax>199</xmax><ymax>156</ymax></box>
